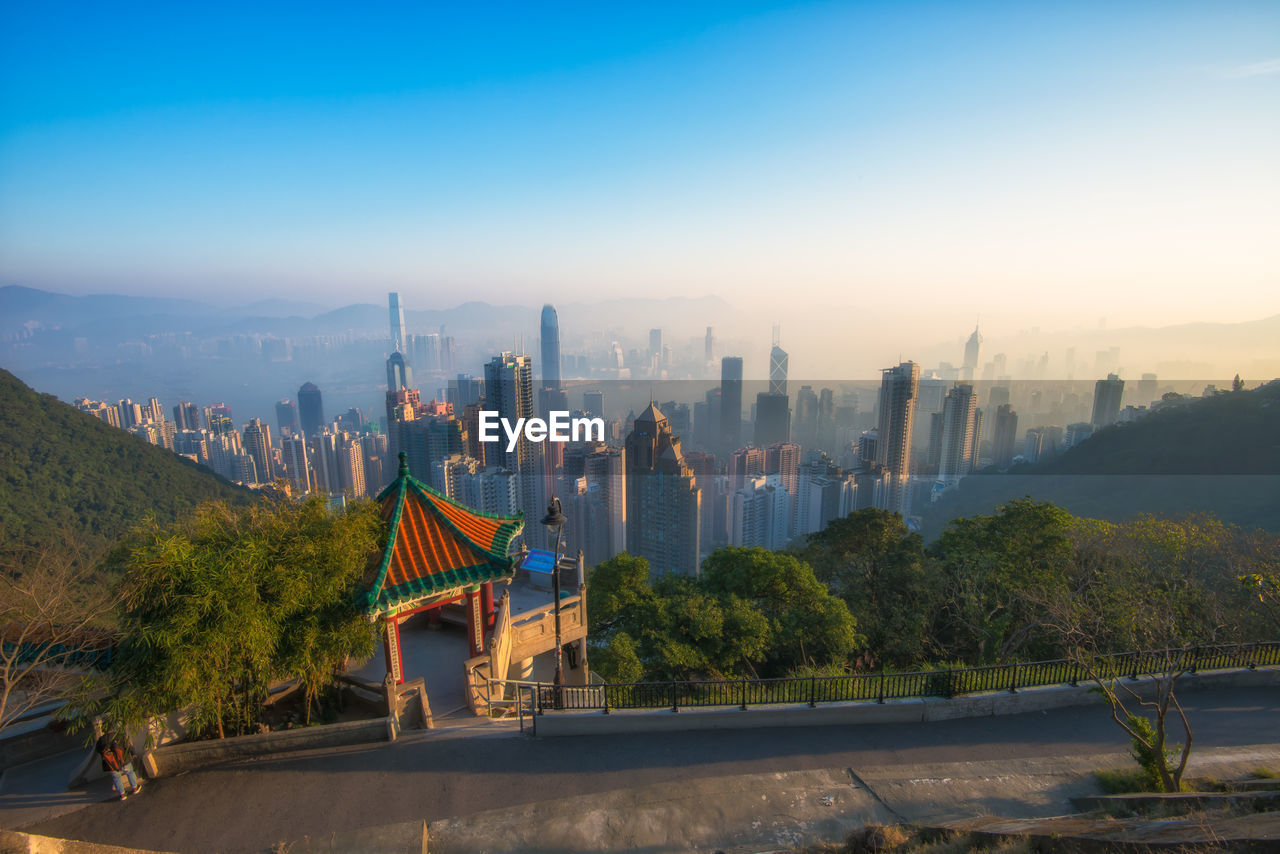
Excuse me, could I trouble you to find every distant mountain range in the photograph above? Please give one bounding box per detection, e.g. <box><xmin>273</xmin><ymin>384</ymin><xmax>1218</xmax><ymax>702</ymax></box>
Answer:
<box><xmin>921</xmin><ymin>380</ymin><xmax>1280</xmax><ymax>536</ymax></box>
<box><xmin>0</xmin><ymin>368</ymin><xmax>250</xmax><ymax>562</ymax></box>
<box><xmin>0</xmin><ymin>285</ymin><xmax>737</xmax><ymax>341</ymax></box>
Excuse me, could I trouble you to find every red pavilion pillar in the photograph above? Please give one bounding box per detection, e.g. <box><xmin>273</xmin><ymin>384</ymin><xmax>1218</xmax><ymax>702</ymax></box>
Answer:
<box><xmin>481</xmin><ymin>581</ymin><xmax>495</xmax><ymax>631</ymax></box>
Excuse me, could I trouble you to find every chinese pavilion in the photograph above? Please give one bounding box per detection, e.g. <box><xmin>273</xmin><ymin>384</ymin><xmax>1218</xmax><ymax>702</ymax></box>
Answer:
<box><xmin>362</xmin><ymin>453</ymin><xmax>524</xmax><ymax>684</ymax></box>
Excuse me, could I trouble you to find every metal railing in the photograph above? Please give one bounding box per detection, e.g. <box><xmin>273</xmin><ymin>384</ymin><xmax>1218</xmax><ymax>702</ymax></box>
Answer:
<box><xmin>512</xmin><ymin>641</ymin><xmax>1279</xmax><ymax>717</ymax></box>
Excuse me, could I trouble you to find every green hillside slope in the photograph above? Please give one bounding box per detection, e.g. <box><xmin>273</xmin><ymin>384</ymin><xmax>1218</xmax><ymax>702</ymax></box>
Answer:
<box><xmin>0</xmin><ymin>368</ymin><xmax>251</xmax><ymax>559</ymax></box>
<box><xmin>922</xmin><ymin>380</ymin><xmax>1280</xmax><ymax>537</ymax></box>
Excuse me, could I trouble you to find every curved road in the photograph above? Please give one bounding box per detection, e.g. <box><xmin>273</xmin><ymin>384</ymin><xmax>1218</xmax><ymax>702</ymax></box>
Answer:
<box><xmin>24</xmin><ymin>686</ymin><xmax>1280</xmax><ymax>852</ymax></box>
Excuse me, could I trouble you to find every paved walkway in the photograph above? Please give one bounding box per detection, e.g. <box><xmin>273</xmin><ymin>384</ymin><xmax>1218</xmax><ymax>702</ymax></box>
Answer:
<box><xmin>5</xmin><ymin>685</ymin><xmax>1276</xmax><ymax>853</ymax></box>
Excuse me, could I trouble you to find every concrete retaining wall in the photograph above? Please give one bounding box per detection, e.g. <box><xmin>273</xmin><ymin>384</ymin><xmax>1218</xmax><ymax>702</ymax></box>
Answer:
<box><xmin>147</xmin><ymin>718</ymin><xmax>390</xmax><ymax>776</ymax></box>
<box><xmin>531</xmin><ymin>666</ymin><xmax>1280</xmax><ymax>737</ymax></box>
<box><xmin>0</xmin><ymin>724</ymin><xmax>81</xmax><ymax>772</ymax></box>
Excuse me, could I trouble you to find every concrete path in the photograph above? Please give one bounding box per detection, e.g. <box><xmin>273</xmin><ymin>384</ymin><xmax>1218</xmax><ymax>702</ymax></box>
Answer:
<box><xmin>425</xmin><ymin>744</ymin><xmax>1280</xmax><ymax>854</ymax></box>
<box><xmin>9</xmin><ymin>685</ymin><xmax>1277</xmax><ymax>853</ymax></box>
<box><xmin>0</xmin><ymin>747</ymin><xmax>117</xmax><ymax>829</ymax></box>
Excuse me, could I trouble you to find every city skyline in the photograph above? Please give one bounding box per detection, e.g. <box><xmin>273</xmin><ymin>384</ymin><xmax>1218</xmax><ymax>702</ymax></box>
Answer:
<box><xmin>2</xmin><ymin>3</ymin><xmax>1277</xmax><ymax>332</ymax></box>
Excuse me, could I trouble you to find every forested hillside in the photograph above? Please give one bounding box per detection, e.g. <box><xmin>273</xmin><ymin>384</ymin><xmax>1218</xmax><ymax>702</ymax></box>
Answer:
<box><xmin>924</xmin><ymin>380</ymin><xmax>1280</xmax><ymax>537</ymax></box>
<box><xmin>0</xmin><ymin>368</ymin><xmax>250</xmax><ymax>561</ymax></box>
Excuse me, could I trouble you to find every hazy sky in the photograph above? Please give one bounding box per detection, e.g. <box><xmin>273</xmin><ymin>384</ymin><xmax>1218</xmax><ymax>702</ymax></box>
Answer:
<box><xmin>2</xmin><ymin>1</ymin><xmax>1278</xmax><ymax>331</ymax></box>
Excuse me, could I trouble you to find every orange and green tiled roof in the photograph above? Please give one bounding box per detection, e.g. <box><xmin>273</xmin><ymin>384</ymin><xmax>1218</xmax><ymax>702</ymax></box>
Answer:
<box><xmin>361</xmin><ymin>455</ymin><xmax>523</xmax><ymax>617</ymax></box>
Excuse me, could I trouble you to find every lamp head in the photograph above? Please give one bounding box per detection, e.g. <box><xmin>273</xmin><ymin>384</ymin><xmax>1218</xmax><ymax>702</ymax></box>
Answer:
<box><xmin>541</xmin><ymin>496</ymin><xmax>566</xmax><ymax>530</ymax></box>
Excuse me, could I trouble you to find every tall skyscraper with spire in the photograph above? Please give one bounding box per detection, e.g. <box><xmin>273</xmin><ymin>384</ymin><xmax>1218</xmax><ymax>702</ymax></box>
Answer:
<box><xmin>389</xmin><ymin>292</ymin><xmax>406</xmax><ymax>354</ymax></box>
<box><xmin>540</xmin><ymin>304</ymin><xmax>561</xmax><ymax>389</ymax></box>
<box><xmin>962</xmin><ymin>325</ymin><xmax>982</xmax><ymax>382</ymax></box>
<box><xmin>876</xmin><ymin>361</ymin><xmax>920</xmax><ymax>515</ymax></box>
<box><xmin>769</xmin><ymin>326</ymin><xmax>788</xmax><ymax>397</ymax></box>
<box><xmin>625</xmin><ymin>402</ymin><xmax>701</xmax><ymax>578</ymax></box>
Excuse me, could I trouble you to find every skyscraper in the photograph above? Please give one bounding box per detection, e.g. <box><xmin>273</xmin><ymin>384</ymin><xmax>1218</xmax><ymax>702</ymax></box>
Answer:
<box><xmin>298</xmin><ymin>382</ymin><xmax>324</xmax><ymax>437</ymax></box>
<box><xmin>720</xmin><ymin>356</ymin><xmax>743</xmax><ymax>451</ymax></box>
<box><xmin>649</xmin><ymin>328</ymin><xmax>663</xmax><ymax>373</ymax></box>
<box><xmin>242</xmin><ymin>418</ymin><xmax>273</xmax><ymax>485</ymax></box>
<box><xmin>704</xmin><ymin>327</ymin><xmax>714</xmax><ymax>363</ymax></box>
<box><xmin>540</xmin><ymin>304</ymin><xmax>561</xmax><ymax>389</ymax></box>
<box><xmin>274</xmin><ymin>399</ymin><xmax>298</xmax><ymax>438</ymax></box>
<box><xmin>282</xmin><ymin>435</ymin><xmax>311</xmax><ymax>495</ymax></box>
<box><xmin>992</xmin><ymin>403</ymin><xmax>1019</xmax><ymax>469</ymax></box>
<box><xmin>962</xmin><ymin>325</ymin><xmax>982</xmax><ymax>382</ymax></box>
<box><xmin>769</xmin><ymin>327</ymin><xmax>788</xmax><ymax>397</ymax></box>
<box><xmin>936</xmin><ymin>383</ymin><xmax>977</xmax><ymax>486</ymax></box>
<box><xmin>1091</xmin><ymin>373</ymin><xmax>1125</xmax><ymax>429</ymax></box>
<box><xmin>389</xmin><ymin>292</ymin><xmax>406</xmax><ymax>353</ymax></box>
<box><xmin>754</xmin><ymin>392</ymin><xmax>790</xmax><ymax>446</ymax></box>
<box><xmin>625</xmin><ymin>402</ymin><xmax>701</xmax><ymax>578</ymax></box>
<box><xmin>173</xmin><ymin>401</ymin><xmax>200</xmax><ymax>431</ymax></box>
<box><xmin>386</xmin><ymin>351</ymin><xmax>412</xmax><ymax>391</ymax></box>
<box><xmin>875</xmin><ymin>361</ymin><xmax>920</xmax><ymax>515</ymax></box>
<box><xmin>484</xmin><ymin>353</ymin><xmax>538</xmax><ymax>513</ymax></box>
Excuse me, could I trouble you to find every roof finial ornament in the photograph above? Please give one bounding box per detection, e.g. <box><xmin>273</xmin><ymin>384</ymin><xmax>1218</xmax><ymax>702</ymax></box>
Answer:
<box><xmin>398</xmin><ymin>451</ymin><xmax>409</xmax><ymax>476</ymax></box>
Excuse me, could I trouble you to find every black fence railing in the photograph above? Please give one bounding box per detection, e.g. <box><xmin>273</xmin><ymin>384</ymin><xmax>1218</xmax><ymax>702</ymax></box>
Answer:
<box><xmin>530</xmin><ymin>641</ymin><xmax>1280</xmax><ymax>715</ymax></box>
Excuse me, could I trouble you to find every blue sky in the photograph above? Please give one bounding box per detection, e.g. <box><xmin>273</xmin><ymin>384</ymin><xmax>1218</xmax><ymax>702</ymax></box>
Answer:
<box><xmin>1</xmin><ymin>1</ymin><xmax>1277</xmax><ymax>330</ymax></box>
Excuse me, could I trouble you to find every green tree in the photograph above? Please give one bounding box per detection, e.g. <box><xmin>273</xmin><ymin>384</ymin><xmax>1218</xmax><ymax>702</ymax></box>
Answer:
<box><xmin>1030</xmin><ymin>514</ymin><xmax>1250</xmax><ymax>792</ymax></box>
<box><xmin>929</xmin><ymin>499</ymin><xmax>1079</xmax><ymax>664</ymax></box>
<box><xmin>801</xmin><ymin>509</ymin><xmax>935</xmax><ymax>668</ymax></box>
<box><xmin>699</xmin><ymin>547</ymin><xmax>860</xmax><ymax>675</ymax></box>
<box><xmin>585</xmin><ymin>549</ymin><xmax>857</xmax><ymax>682</ymax></box>
<box><xmin>99</xmin><ymin>497</ymin><xmax>381</xmax><ymax>738</ymax></box>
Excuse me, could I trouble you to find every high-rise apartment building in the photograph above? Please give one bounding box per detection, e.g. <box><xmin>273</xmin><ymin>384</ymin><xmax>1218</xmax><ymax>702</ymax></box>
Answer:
<box><xmin>875</xmin><ymin>361</ymin><xmax>920</xmax><ymax>515</ymax></box>
<box><xmin>484</xmin><ymin>353</ymin><xmax>538</xmax><ymax>514</ymax></box>
<box><xmin>936</xmin><ymin>383</ymin><xmax>978</xmax><ymax>486</ymax></box>
<box><xmin>625</xmin><ymin>402</ymin><xmax>701</xmax><ymax>578</ymax></box>
<box><xmin>298</xmin><ymin>382</ymin><xmax>324</xmax><ymax>437</ymax></box>
<box><xmin>727</xmin><ymin>446</ymin><xmax>765</xmax><ymax>491</ymax></box>
<box><xmin>242</xmin><ymin>418</ymin><xmax>273</xmax><ymax>485</ymax></box>
<box><xmin>173</xmin><ymin>401</ymin><xmax>200</xmax><ymax>431</ymax></box>
<box><xmin>730</xmin><ymin>474</ymin><xmax>790</xmax><ymax>550</ymax></box>
<box><xmin>282</xmin><ymin>436</ymin><xmax>311</xmax><ymax>495</ymax></box>
<box><xmin>1091</xmin><ymin>373</ymin><xmax>1125</xmax><ymax>428</ymax></box>
<box><xmin>992</xmin><ymin>403</ymin><xmax>1019</xmax><ymax>469</ymax></box>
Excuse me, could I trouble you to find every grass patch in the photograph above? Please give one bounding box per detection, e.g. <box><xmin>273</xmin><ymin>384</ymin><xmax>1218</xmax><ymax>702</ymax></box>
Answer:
<box><xmin>1095</xmin><ymin>767</ymin><xmax>1155</xmax><ymax>794</ymax></box>
<box><xmin>1251</xmin><ymin>765</ymin><xmax>1278</xmax><ymax>779</ymax></box>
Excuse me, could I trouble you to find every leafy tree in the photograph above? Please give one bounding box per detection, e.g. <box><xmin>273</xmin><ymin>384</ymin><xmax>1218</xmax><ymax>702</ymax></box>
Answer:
<box><xmin>99</xmin><ymin>497</ymin><xmax>381</xmax><ymax>737</ymax></box>
<box><xmin>928</xmin><ymin>499</ymin><xmax>1079</xmax><ymax>664</ymax></box>
<box><xmin>801</xmin><ymin>509</ymin><xmax>935</xmax><ymax>668</ymax></box>
<box><xmin>700</xmin><ymin>548</ymin><xmax>860</xmax><ymax>675</ymax></box>
<box><xmin>586</xmin><ymin>549</ymin><xmax>858</xmax><ymax>682</ymax></box>
<box><xmin>1028</xmin><ymin>514</ymin><xmax>1250</xmax><ymax>792</ymax></box>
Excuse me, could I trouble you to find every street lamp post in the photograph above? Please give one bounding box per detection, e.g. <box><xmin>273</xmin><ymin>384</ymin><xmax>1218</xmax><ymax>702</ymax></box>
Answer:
<box><xmin>540</xmin><ymin>497</ymin><xmax>567</xmax><ymax>697</ymax></box>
